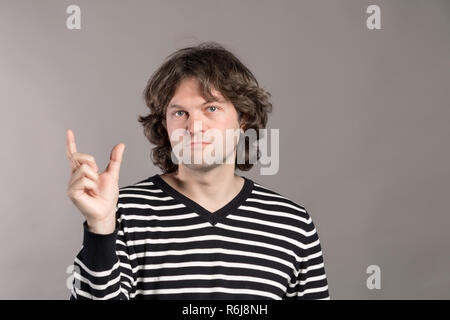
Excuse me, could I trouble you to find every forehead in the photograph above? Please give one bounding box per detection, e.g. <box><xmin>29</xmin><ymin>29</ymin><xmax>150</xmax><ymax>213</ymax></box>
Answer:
<box><xmin>169</xmin><ymin>78</ymin><xmax>226</xmax><ymax>107</ymax></box>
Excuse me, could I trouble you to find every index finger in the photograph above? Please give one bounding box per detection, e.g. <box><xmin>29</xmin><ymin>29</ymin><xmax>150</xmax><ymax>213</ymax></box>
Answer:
<box><xmin>66</xmin><ymin>129</ymin><xmax>77</xmax><ymax>159</ymax></box>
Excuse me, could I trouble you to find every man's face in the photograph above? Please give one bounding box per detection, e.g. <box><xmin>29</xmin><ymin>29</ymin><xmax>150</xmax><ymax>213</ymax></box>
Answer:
<box><xmin>165</xmin><ymin>77</ymin><xmax>242</xmax><ymax>172</ymax></box>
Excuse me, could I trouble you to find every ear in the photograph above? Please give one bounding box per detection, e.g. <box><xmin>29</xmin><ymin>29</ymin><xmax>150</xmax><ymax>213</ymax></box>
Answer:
<box><xmin>239</xmin><ymin>113</ymin><xmax>248</xmax><ymax>131</ymax></box>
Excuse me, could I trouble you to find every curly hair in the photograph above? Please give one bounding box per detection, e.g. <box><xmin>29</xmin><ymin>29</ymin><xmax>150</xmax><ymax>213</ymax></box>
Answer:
<box><xmin>138</xmin><ymin>41</ymin><xmax>273</xmax><ymax>174</ymax></box>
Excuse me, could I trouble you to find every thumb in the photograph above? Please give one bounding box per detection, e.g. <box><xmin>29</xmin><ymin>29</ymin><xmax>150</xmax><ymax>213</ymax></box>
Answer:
<box><xmin>105</xmin><ymin>143</ymin><xmax>125</xmax><ymax>179</ymax></box>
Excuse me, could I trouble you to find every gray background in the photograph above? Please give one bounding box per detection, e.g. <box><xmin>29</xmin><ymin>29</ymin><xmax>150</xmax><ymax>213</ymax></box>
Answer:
<box><xmin>1</xmin><ymin>0</ymin><xmax>449</xmax><ymax>299</ymax></box>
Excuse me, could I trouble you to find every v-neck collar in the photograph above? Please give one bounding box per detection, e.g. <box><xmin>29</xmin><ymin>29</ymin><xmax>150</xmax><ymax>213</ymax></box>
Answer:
<box><xmin>150</xmin><ymin>173</ymin><xmax>254</xmax><ymax>226</ymax></box>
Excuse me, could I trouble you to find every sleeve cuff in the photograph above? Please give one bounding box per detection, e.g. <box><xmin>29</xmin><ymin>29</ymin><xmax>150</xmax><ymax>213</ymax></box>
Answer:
<box><xmin>81</xmin><ymin>219</ymin><xmax>120</xmax><ymax>271</ymax></box>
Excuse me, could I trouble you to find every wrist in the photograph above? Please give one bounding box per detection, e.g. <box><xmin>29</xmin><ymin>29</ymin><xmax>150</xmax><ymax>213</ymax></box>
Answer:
<box><xmin>86</xmin><ymin>216</ymin><xmax>116</xmax><ymax>235</ymax></box>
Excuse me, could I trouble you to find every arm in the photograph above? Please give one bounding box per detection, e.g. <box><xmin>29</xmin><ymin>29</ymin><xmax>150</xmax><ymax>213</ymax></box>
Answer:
<box><xmin>285</xmin><ymin>209</ymin><xmax>330</xmax><ymax>300</ymax></box>
<box><xmin>69</xmin><ymin>207</ymin><xmax>136</xmax><ymax>300</ymax></box>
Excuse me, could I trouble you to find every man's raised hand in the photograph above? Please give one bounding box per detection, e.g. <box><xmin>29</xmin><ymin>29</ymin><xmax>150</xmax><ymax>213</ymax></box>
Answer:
<box><xmin>66</xmin><ymin>129</ymin><xmax>125</xmax><ymax>234</ymax></box>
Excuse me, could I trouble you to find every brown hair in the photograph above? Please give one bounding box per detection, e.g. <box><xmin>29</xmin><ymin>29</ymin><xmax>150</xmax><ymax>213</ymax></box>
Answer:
<box><xmin>138</xmin><ymin>41</ymin><xmax>273</xmax><ymax>174</ymax></box>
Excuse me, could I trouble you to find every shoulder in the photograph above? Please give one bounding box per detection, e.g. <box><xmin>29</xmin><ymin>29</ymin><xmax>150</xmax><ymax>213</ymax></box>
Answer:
<box><xmin>118</xmin><ymin>175</ymin><xmax>157</xmax><ymax>193</ymax></box>
<box><xmin>118</xmin><ymin>176</ymin><xmax>160</xmax><ymax>195</ymax></box>
<box><xmin>244</xmin><ymin>178</ymin><xmax>322</xmax><ymax>257</ymax></box>
<box><xmin>116</xmin><ymin>175</ymin><xmax>168</xmax><ymax>212</ymax></box>
<box><xmin>114</xmin><ymin>175</ymin><xmax>181</xmax><ymax>224</ymax></box>
<box><xmin>247</xmin><ymin>178</ymin><xmax>314</xmax><ymax>226</ymax></box>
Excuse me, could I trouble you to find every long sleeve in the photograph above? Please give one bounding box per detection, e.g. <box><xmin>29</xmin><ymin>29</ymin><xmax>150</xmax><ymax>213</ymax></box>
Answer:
<box><xmin>69</xmin><ymin>207</ymin><xmax>136</xmax><ymax>300</ymax></box>
<box><xmin>285</xmin><ymin>209</ymin><xmax>330</xmax><ymax>300</ymax></box>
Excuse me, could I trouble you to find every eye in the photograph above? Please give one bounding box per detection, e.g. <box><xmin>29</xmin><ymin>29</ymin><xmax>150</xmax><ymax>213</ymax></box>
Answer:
<box><xmin>174</xmin><ymin>110</ymin><xmax>185</xmax><ymax>117</ymax></box>
<box><xmin>207</xmin><ymin>106</ymin><xmax>219</xmax><ymax>112</ymax></box>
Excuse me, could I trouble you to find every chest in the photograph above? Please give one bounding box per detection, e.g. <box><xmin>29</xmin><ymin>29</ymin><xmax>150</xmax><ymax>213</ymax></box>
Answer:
<box><xmin>125</xmin><ymin>218</ymin><xmax>298</xmax><ymax>300</ymax></box>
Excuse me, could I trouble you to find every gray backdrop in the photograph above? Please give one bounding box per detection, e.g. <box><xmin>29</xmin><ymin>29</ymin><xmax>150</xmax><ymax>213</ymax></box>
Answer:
<box><xmin>1</xmin><ymin>0</ymin><xmax>449</xmax><ymax>299</ymax></box>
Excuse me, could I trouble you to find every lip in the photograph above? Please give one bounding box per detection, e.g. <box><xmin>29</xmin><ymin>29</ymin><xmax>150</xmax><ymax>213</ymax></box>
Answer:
<box><xmin>190</xmin><ymin>142</ymin><xmax>211</xmax><ymax>145</ymax></box>
<box><xmin>189</xmin><ymin>142</ymin><xmax>211</xmax><ymax>148</ymax></box>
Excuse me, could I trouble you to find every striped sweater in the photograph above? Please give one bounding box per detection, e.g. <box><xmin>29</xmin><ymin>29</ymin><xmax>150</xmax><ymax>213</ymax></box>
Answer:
<box><xmin>69</xmin><ymin>174</ymin><xmax>330</xmax><ymax>300</ymax></box>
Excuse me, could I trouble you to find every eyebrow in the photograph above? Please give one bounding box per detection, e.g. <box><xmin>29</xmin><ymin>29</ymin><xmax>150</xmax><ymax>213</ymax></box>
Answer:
<box><xmin>168</xmin><ymin>98</ymin><xmax>225</xmax><ymax>110</ymax></box>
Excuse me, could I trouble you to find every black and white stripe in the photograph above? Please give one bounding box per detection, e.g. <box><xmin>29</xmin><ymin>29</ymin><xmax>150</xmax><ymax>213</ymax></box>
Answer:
<box><xmin>70</xmin><ymin>174</ymin><xmax>330</xmax><ymax>300</ymax></box>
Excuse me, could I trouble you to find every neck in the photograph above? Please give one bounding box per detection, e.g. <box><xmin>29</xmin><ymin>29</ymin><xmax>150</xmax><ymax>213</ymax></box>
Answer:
<box><xmin>162</xmin><ymin>163</ymin><xmax>244</xmax><ymax>205</ymax></box>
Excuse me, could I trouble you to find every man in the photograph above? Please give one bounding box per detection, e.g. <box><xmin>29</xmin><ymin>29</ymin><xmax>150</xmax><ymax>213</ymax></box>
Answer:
<box><xmin>67</xmin><ymin>42</ymin><xmax>330</xmax><ymax>300</ymax></box>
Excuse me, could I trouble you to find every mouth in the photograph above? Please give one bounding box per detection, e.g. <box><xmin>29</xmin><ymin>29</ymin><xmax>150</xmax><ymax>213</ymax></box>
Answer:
<box><xmin>190</xmin><ymin>142</ymin><xmax>211</xmax><ymax>147</ymax></box>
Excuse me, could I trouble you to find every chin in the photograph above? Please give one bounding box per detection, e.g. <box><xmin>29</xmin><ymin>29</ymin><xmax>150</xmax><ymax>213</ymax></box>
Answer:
<box><xmin>183</xmin><ymin>162</ymin><xmax>222</xmax><ymax>172</ymax></box>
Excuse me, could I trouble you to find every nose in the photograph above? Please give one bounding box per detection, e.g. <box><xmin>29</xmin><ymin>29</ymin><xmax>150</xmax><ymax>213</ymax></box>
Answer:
<box><xmin>186</xmin><ymin>112</ymin><xmax>207</xmax><ymax>136</ymax></box>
